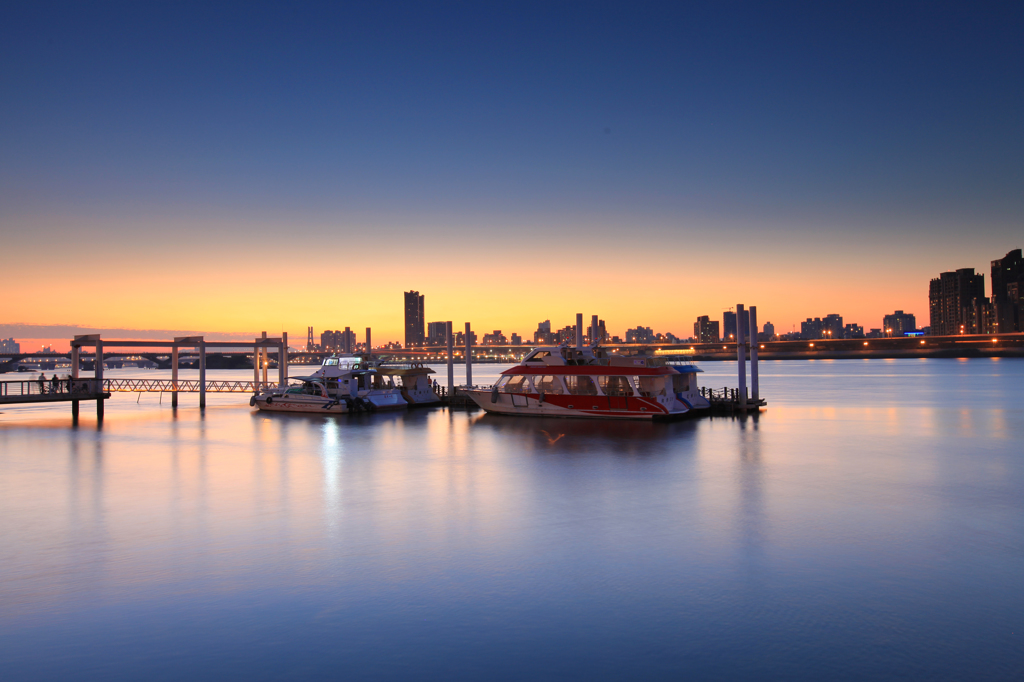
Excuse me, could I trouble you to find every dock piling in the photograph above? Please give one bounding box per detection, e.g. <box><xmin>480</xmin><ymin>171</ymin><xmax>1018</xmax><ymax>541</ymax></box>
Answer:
<box><xmin>736</xmin><ymin>304</ymin><xmax>747</xmax><ymax>410</ymax></box>
<box><xmin>95</xmin><ymin>338</ymin><xmax>104</xmax><ymax>421</ymax></box>
<box><xmin>198</xmin><ymin>337</ymin><xmax>206</xmax><ymax>408</ymax></box>
<box><xmin>446</xmin><ymin>321</ymin><xmax>454</xmax><ymax>397</ymax></box>
<box><xmin>749</xmin><ymin>306</ymin><xmax>759</xmax><ymax>403</ymax></box>
<box><xmin>465</xmin><ymin>322</ymin><xmax>473</xmax><ymax>387</ymax></box>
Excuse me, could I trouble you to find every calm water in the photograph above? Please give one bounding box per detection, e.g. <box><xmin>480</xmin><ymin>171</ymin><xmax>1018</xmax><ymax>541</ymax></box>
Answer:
<box><xmin>1</xmin><ymin>359</ymin><xmax>1022</xmax><ymax>681</ymax></box>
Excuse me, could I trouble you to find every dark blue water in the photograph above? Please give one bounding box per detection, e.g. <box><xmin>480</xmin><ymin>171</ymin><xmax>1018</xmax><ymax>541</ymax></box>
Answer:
<box><xmin>1</xmin><ymin>359</ymin><xmax>1022</xmax><ymax>680</ymax></box>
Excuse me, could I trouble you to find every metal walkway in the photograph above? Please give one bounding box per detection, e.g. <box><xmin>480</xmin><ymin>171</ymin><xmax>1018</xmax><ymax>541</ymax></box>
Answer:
<box><xmin>0</xmin><ymin>379</ymin><xmax>108</xmax><ymax>405</ymax></box>
<box><xmin>102</xmin><ymin>379</ymin><xmax>279</xmax><ymax>393</ymax></box>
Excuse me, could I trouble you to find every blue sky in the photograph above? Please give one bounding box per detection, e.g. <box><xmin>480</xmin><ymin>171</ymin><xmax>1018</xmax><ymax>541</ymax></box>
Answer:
<box><xmin>2</xmin><ymin>1</ymin><xmax>1022</xmax><ymax>341</ymax></box>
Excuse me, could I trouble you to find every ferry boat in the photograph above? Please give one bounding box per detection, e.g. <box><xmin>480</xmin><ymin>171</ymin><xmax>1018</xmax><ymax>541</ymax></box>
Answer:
<box><xmin>462</xmin><ymin>345</ymin><xmax>710</xmax><ymax>420</ymax></box>
<box><xmin>376</xmin><ymin>363</ymin><xmax>443</xmax><ymax>406</ymax></box>
<box><xmin>251</xmin><ymin>355</ymin><xmax>407</xmax><ymax>414</ymax></box>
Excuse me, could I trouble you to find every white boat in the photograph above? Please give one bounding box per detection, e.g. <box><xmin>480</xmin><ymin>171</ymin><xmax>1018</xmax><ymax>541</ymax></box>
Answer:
<box><xmin>376</xmin><ymin>363</ymin><xmax>442</xmax><ymax>405</ymax></box>
<box><xmin>251</xmin><ymin>355</ymin><xmax>406</xmax><ymax>413</ymax></box>
<box><xmin>461</xmin><ymin>345</ymin><xmax>710</xmax><ymax>420</ymax></box>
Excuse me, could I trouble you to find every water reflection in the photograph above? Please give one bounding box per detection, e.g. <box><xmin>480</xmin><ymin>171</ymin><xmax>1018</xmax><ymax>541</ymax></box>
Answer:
<box><xmin>1</xmin><ymin>360</ymin><xmax>1023</xmax><ymax>680</ymax></box>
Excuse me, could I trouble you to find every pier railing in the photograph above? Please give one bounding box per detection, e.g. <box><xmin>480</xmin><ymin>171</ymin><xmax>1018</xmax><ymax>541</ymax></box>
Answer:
<box><xmin>102</xmin><ymin>379</ymin><xmax>279</xmax><ymax>393</ymax></box>
<box><xmin>1</xmin><ymin>378</ymin><xmax>101</xmax><ymax>398</ymax></box>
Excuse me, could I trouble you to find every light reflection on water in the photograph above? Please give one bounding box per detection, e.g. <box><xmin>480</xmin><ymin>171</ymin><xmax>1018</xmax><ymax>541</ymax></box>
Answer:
<box><xmin>1</xmin><ymin>359</ymin><xmax>1023</xmax><ymax>680</ymax></box>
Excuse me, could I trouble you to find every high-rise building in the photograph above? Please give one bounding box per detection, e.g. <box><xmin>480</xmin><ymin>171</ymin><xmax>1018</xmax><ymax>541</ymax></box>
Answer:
<box><xmin>482</xmin><ymin>330</ymin><xmax>507</xmax><ymax>345</ymax></box>
<box><xmin>882</xmin><ymin>311</ymin><xmax>917</xmax><ymax>336</ymax></box>
<box><xmin>723</xmin><ymin>311</ymin><xmax>737</xmax><ymax>341</ymax></box>
<box><xmin>426</xmin><ymin>321</ymin><xmax>447</xmax><ymax>345</ymax></box>
<box><xmin>534</xmin><ymin>320</ymin><xmax>556</xmax><ymax>344</ymax></box>
<box><xmin>991</xmin><ymin>249</ymin><xmax>1023</xmax><ymax>332</ymax></box>
<box><xmin>929</xmin><ymin>268</ymin><xmax>986</xmax><ymax>335</ymax></box>
<box><xmin>587</xmin><ymin>319</ymin><xmax>607</xmax><ymax>344</ymax></box>
<box><xmin>694</xmin><ymin>316</ymin><xmax>720</xmax><ymax>343</ymax></box>
<box><xmin>510</xmin><ymin>333</ymin><xmax>522</xmax><ymax>346</ymax></box>
<box><xmin>0</xmin><ymin>338</ymin><xmax>19</xmax><ymax>353</ymax></box>
<box><xmin>762</xmin><ymin>322</ymin><xmax>775</xmax><ymax>340</ymax></box>
<box><xmin>404</xmin><ymin>291</ymin><xmax>425</xmax><ymax>347</ymax></box>
<box><xmin>843</xmin><ymin>323</ymin><xmax>864</xmax><ymax>338</ymax></box>
<box><xmin>822</xmin><ymin>314</ymin><xmax>843</xmax><ymax>339</ymax></box>
<box><xmin>625</xmin><ymin>326</ymin><xmax>654</xmax><ymax>343</ymax></box>
<box><xmin>801</xmin><ymin>318</ymin><xmax>823</xmax><ymax>339</ymax></box>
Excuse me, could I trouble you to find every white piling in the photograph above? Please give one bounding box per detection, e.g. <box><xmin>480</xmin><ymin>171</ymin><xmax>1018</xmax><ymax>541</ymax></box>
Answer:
<box><xmin>173</xmin><ymin>342</ymin><xmax>180</xmax><ymax>406</ymax></box>
<box><xmin>199</xmin><ymin>337</ymin><xmax>207</xmax><ymax>408</ymax></box>
<box><xmin>446</xmin><ymin>321</ymin><xmax>454</xmax><ymax>397</ymax></box>
<box><xmin>465</xmin><ymin>322</ymin><xmax>473</xmax><ymax>388</ymax></box>
<box><xmin>282</xmin><ymin>332</ymin><xmax>289</xmax><ymax>385</ymax></box>
<box><xmin>95</xmin><ymin>338</ymin><xmax>104</xmax><ymax>420</ymax></box>
<box><xmin>749</xmin><ymin>306</ymin><xmax>759</xmax><ymax>403</ymax></box>
<box><xmin>736</xmin><ymin>304</ymin><xmax>747</xmax><ymax>409</ymax></box>
<box><xmin>261</xmin><ymin>331</ymin><xmax>269</xmax><ymax>386</ymax></box>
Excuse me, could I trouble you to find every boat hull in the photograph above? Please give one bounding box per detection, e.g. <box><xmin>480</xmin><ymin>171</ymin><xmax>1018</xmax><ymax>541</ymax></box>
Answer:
<box><xmin>252</xmin><ymin>390</ymin><xmax>407</xmax><ymax>414</ymax></box>
<box><xmin>462</xmin><ymin>389</ymin><xmax>700</xmax><ymax>420</ymax></box>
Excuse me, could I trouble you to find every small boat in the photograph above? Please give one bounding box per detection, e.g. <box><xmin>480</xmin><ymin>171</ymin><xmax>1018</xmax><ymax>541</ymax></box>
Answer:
<box><xmin>461</xmin><ymin>345</ymin><xmax>710</xmax><ymax>420</ymax></box>
<box><xmin>251</xmin><ymin>355</ymin><xmax>406</xmax><ymax>413</ymax></box>
<box><xmin>376</xmin><ymin>363</ymin><xmax>442</xmax><ymax>406</ymax></box>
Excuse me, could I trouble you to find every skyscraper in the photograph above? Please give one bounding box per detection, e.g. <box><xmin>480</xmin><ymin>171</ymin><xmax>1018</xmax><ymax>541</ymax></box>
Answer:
<box><xmin>694</xmin><ymin>315</ymin><xmax>720</xmax><ymax>343</ymax></box>
<box><xmin>426</xmin><ymin>321</ymin><xmax>447</xmax><ymax>345</ymax></box>
<box><xmin>723</xmin><ymin>311</ymin><xmax>737</xmax><ymax>341</ymax></box>
<box><xmin>404</xmin><ymin>291</ymin><xmax>425</xmax><ymax>347</ymax></box>
<box><xmin>991</xmin><ymin>249</ymin><xmax>1023</xmax><ymax>332</ymax></box>
<box><xmin>929</xmin><ymin>268</ymin><xmax>987</xmax><ymax>335</ymax></box>
<box><xmin>882</xmin><ymin>311</ymin><xmax>917</xmax><ymax>336</ymax></box>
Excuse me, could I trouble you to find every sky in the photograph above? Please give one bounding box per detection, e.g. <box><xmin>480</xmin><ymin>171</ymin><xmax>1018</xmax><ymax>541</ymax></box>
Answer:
<box><xmin>2</xmin><ymin>1</ymin><xmax>1023</xmax><ymax>350</ymax></box>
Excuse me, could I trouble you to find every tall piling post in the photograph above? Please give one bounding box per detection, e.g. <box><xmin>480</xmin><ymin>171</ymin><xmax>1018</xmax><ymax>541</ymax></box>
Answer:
<box><xmin>446</xmin><ymin>321</ymin><xmax>454</xmax><ymax>398</ymax></box>
<box><xmin>749</xmin><ymin>306</ymin><xmax>759</xmax><ymax>404</ymax></box>
<box><xmin>465</xmin><ymin>322</ymin><xmax>473</xmax><ymax>387</ymax></box>
<box><xmin>171</xmin><ymin>342</ymin><xmax>179</xmax><ymax>407</ymax></box>
<box><xmin>261</xmin><ymin>332</ymin><xmax>268</xmax><ymax>386</ymax></box>
<box><xmin>95</xmin><ymin>338</ymin><xmax>104</xmax><ymax>421</ymax></box>
<box><xmin>576</xmin><ymin>313</ymin><xmax>583</xmax><ymax>349</ymax></box>
<box><xmin>736</xmin><ymin>304</ymin><xmax>747</xmax><ymax>410</ymax></box>
<box><xmin>253</xmin><ymin>338</ymin><xmax>260</xmax><ymax>393</ymax></box>
<box><xmin>278</xmin><ymin>334</ymin><xmax>286</xmax><ymax>388</ymax></box>
<box><xmin>71</xmin><ymin>342</ymin><xmax>80</xmax><ymax>421</ymax></box>
<box><xmin>199</xmin><ymin>337</ymin><xmax>206</xmax><ymax>409</ymax></box>
<box><xmin>281</xmin><ymin>332</ymin><xmax>288</xmax><ymax>385</ymax></box>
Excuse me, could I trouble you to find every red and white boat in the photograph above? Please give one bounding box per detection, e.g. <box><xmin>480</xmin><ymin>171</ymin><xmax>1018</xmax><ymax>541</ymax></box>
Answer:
<box><xmin>462</xmin><ymin>345</ymin><xmax>710</xmax><ymax>420</ymax></box>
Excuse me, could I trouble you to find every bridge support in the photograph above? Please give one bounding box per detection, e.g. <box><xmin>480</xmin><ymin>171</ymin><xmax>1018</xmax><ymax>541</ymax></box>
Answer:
<box><xmin>95</xmin><ymin>339</ymin><xmax>104</xmax><ymax>421</ymax></box>
<box><xmin>71</xmin><ymin>344</ymin><xmax>80</xmax><ymax>421</ymax></box>
<box><xmin>171</xmin><ymin>343</ymin><xmax>179</xmax><ymax>407</ymax></box>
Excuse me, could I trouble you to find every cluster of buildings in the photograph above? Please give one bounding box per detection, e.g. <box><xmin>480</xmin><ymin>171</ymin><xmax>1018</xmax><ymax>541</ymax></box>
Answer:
<box><xmin>0</xmin><ymin>338</ymin><xmax>20</xmax><ymax>353</ymax></box>
<box><xmin>929</xmin><ymin>249</ymin><xmax>1023</xmax><ymax>335</ymax></box>
<box><xmin>312</xmin><ymin>259</ymin><xmax>1023</xmax><ymax>353</ymax></box>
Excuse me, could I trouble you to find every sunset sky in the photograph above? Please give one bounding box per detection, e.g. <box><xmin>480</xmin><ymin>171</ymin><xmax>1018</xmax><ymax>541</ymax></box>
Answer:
<box><xmin>3</xmin><ymin>2</ymin><xmax>1023</xmax><ymax>351</ymax></box>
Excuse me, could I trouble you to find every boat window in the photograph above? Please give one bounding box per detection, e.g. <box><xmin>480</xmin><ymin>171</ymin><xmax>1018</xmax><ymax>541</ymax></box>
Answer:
<box><xmin>564</xmin><ymin>375</ymin><xmax>597</xmax><ymax>395</ymax></box>
<box><xmin>503</xmin><ymin>375</ymin><xmax>531</xmax><ymax>393</ymax></box>
<box><xmin>598</xmin><ymin>375</ymin><xmax>634</xmax><ymax>397</ymax></box>
<box><xmin>534</xmin><ymin>375</ymin><xmax>563</xmax><ymax>394</ymax></box>
<box><xmin>495</xmin><ymin>376</ymin><xmax>512</xmax><ymax>388</ymax></box>
<box><xmin>637</xmin><ymin>375</ymin><xmax>668</xmax><ymax>397</ymax></box>
<box><xmin>672</xmin><ymin>374</ymin><xmax>690</xmax><ymax>393</ymax></box>
<box><xmin>325</xmin><ymin>358</ymin><xmax>339</xmax><ymax>366</ymax></box>
<box><xmin>525</xmin><ymin>351</ymin><xmax>550</xmax><ymax>363</ymax></box>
